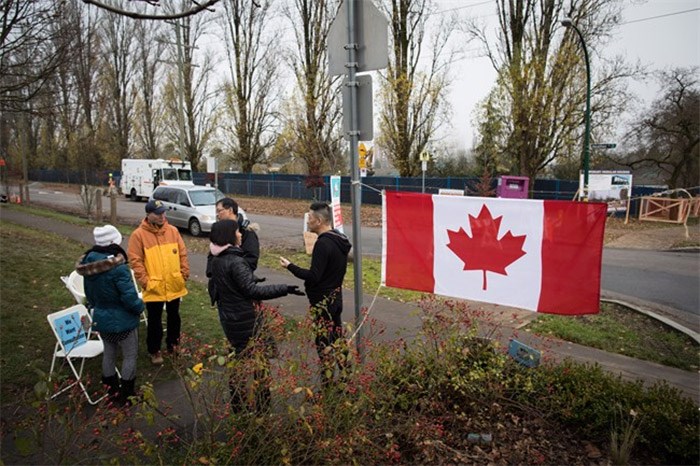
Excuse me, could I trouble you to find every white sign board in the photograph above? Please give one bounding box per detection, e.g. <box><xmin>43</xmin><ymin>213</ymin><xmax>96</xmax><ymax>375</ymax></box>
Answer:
<box><xmin>580</xmin><ymin>170</ymin><xmax>633</xmax><ymax>213</ymax></box>
<box><xmin>438</xmin><ymin>188</ymin><xmax>464</xmax><ymax>196</ymax></box>
<box><xmin>330</xmin><ymin>175</ymin><xmax>344</xmax><ymax>233</ymax></box>
<box><xmin>206</xmin><ymin>156</ymin><xmax>217</xmax><ymax>173</ymax></box>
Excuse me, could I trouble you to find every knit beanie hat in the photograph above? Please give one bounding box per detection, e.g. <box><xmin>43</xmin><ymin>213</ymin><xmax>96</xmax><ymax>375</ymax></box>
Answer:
<box><xmin>93</xmin><ymin>225</ymin><xmax>123</xmax><ymax>247</ymax></box>
<box><xmin>210</xmin><ymin>220</ymin><xmax>239</xmax><ymax>246</ymax></box>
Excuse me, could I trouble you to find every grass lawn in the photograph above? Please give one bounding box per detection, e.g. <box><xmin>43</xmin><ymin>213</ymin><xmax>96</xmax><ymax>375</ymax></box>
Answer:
<box><xmin>0</xmin><ymin>221</ymin><xmax>225</xmax><ymax>406</ymax></box>
<box><xmin>528</xmin><ymin>302</ymin><xmax>700</xmax><ymax>371</ymax></box>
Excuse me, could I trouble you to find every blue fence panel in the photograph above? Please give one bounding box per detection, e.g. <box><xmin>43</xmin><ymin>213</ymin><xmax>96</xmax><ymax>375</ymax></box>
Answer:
<box><xmin>29</xmin><ymin>169</ymin><xmax>669</xmax><ymax>213</ymax></box>
<box><xmin>533</xmin><ymin>179</ymin><xmax>579</xmax><ymax>200</ymax></box>
<box><xmin>29</xmin><ymin>169</ymin><xmax>113</xmax><ymax>186</ymax></box>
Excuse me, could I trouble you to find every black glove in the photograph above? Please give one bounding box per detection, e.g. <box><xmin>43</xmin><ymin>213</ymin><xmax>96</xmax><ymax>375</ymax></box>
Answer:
<box><xmin>287</xmin><ymin>285</ymin><xmax>305</xmax><ymax>296</ymax></box>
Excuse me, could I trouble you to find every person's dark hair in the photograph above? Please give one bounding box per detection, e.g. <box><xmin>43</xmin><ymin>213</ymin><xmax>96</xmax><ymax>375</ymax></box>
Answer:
<box><xmin>310</xmin><ymin>202</ymin><xmax>331</xmax><ymax>225</ymax></box>
<box><xmin>216</xmin><ymin>197</ymin><xmax>238</xmax><ymax>214</ymax></box>
<box><xmin>210</xmin><ymin>219</ymin><xmax>239</xmax><ymax>246</ymax></box>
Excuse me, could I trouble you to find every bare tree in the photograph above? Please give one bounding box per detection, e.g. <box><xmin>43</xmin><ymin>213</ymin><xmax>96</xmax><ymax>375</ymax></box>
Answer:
<box><xmin>83</xmin><ymin>0</ymin><xmax>225</xmax><ymax>20</ymax></box>
<box><xmin>161</xmin><ymin>8</ymin><xmax>217</xmax><ymax>169</ymax></box>
<box><xmin>67</xmin><ymin>2</ymin><xmax>104</xmax><ymax>178</ymax></box>
<box><xmin>469</xmin><ymin>0</ymin><xmax>638</xmax><ymax>182</ymax></box>
<box><xmin>133</xmin><ymin>19</ymin><xmax>165</xmax><ymax>159</ymax></box>
<box><xmin>219</xmin><ymin>0</ymin><xmax>279</xmax><ymax>173</ymax></box>
<box><xmin>376</xmin><ymin>0</ymin><xmax>453</xmax><ymax>177</ymax></box>
<box><xmin>0</xmin><ymin>0</ymin><xmax>71</xmax><ymax>112</ymax></box>
<box><xmin>619</xmin><ymin>67</ymin><xmax>699</xmax><ymax>189</ymax></box>
<box><xmin>284</xmin><ymin>0</ymin><xmax>344</xmax><ymax>180</ymax></box>
<box><xmin>0</xmin><ymin>0</ymin><xmax>73</xmax><ymax>196</ymax></box>
<box><xmin>100</xmin><ymin>10</ymin><xmax>138</xmax><ymax>164</ymax></box>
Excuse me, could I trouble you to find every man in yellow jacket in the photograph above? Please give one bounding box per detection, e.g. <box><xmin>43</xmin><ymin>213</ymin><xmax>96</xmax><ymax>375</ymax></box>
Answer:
<box><xmin>128</xmin><ymin>200</ymin><xmax>189</xmax><ymax>365</ymax></box>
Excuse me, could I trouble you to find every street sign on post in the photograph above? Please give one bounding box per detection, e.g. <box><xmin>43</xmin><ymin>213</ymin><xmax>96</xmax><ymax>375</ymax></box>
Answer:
<box><xmin>342</xmin><ymin>75</ymin><xmax>373</xmax><ymax>140</ymax></box>
<box><xmin>591</xmin><ymin>143</ymin><xmax>617</xmax><ymax>149</ymax></box>
<box><xmin>328</xmin><ymin>0</ymin><xmax>389</xmax><ymax>76</ymax></box>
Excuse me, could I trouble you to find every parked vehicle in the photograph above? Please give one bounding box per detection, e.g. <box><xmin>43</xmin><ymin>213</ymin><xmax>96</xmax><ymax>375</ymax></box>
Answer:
<box><xmin>120</xmin><ymin>158</ymin><xmax>193</xmax><ymax>201</ymax></box>
<box><xmin>150</xmin><ymin>185</ymin><xmax>247</xmax><ymax>237</ymax></box>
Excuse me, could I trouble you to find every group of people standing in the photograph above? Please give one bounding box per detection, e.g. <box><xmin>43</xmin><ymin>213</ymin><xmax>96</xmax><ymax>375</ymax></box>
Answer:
<box><xmin>76</xmin><ymin>196</ymin><xmax>351</xmax><ymax>410</ymax></box>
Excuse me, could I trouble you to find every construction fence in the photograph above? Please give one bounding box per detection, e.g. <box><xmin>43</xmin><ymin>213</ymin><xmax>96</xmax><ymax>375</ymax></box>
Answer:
<box><xmin>28</xmin><ymin>169</ymin><xmax>680</xmax><ymax>217</ymax></box>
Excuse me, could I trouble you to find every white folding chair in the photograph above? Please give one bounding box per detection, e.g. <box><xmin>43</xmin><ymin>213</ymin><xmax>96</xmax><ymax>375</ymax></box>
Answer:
<box><xmin>60</xmin><ymin>270</ymin><xmax>86</xmax><ymax>305</ymax></box>
<box><xmin>60</xmin><ymin>269</ymin><xmax>147</xmax><ymax>326</ymax></box>
<box><xmin>47</xmin><ymin>304</ymin><xmax>109</xmax><ymax>405</ymax></box>
<box><xmin>130</xmin><ymin>269</ymin><xmax>147</xmax><ymax>326</ymax></box>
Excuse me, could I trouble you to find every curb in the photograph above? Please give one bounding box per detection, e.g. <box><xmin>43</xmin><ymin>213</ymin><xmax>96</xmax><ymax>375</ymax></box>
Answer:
<box><xmin>601</xmin><ymin>298</ymin><xmax>700</xmax><ymax>345</ymax></box>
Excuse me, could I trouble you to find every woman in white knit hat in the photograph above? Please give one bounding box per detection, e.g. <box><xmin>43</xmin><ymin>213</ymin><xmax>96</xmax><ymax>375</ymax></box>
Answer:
<box><xmin>76</xmin><ymin>225</ymin><xmax>144</xmax><ymax>406</ymax></box>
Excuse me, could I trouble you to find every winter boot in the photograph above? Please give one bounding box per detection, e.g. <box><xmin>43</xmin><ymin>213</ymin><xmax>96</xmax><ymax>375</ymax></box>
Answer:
<box><xmin>102</xmin><ymin>375</ymin><xmax>120</xmax><ymax>404</ymax></box>
<box><xmin>119</xmin><ymin>378</ymin><xmax>137</xmax><ymax>406</ymax></box>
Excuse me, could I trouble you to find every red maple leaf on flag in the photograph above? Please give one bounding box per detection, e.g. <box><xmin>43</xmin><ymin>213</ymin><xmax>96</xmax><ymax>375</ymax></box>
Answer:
<box><xmin>446</xmin><ymin>204</ymin><xmax>527</xmax><ymax>290</ymax></box>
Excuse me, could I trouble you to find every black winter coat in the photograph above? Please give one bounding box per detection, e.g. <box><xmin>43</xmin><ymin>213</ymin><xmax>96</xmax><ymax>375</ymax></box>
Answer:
<box><xmin>208</xmin><ymin>246</ymin><xmax>287</xmax><ymax>352</ymax></box>
<box><xmin>287</xmin><ymin>230</ymin><xmax>351</xmax><ymax>306</ymax></box>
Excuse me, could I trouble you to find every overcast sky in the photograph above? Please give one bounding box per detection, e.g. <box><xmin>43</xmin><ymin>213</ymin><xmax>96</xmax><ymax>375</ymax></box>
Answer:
<box><xmin>437</xmin><ymin>0</ymin><xmax>700</xmax><ymax>151</ymax></box>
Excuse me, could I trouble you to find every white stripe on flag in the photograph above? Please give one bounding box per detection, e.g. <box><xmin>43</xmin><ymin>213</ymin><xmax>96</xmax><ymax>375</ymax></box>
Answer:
<box><xmin>432</xmin><ymin>196</ymin><xmax>544</xmax><ymax>311</ymax></box>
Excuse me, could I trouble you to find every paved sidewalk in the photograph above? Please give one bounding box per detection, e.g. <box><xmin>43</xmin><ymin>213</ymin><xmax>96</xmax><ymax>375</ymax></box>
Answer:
<box><xmin>2</xmin><ymin>206</ymin><xmax>698</xmax><ymax>404</ymax></box>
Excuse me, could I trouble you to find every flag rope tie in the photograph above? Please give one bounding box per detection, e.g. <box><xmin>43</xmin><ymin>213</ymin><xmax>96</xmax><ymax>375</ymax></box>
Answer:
<box><xmin>359</xmin><ymin>182</ymin><xmax>382</xmax><ymax>193</ymax></box>
<box><xmin>346</xmin><ymin>282</ymin><xmax>382</xmax><ymax>343</ymax></box>
<box><xmin>349</xmin><ymin>179</ymin><xmax>383</xmax><ymax>194</ymax></box>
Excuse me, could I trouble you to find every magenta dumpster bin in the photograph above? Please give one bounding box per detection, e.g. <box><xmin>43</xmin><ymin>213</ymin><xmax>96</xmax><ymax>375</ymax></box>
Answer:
<box><xmin>496</xmin><ymin>176</ymin><xmax>529</xmax><ymax>199</ymax></box>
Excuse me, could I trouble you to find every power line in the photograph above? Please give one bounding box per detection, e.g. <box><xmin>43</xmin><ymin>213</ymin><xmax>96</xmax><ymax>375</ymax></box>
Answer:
<box><xmin>434</xmin><ymin>0</ymin><xmax>494</xmax><ymax>14</ymax></box>
<box><xmin>431</xmin><ymin>2</ymin><xmax>700</xmax><ymax>25</ymax></box>
<box><xmin>620</xmin><ymin>7</ymin><xmax>700</xmax><ymax>25</ymax></box>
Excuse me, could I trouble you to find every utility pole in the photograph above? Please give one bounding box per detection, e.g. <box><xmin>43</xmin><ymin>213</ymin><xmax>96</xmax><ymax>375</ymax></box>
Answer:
<box><xmin>329</xmin><ymin>0</ymin><xmax>388</xmax><ymax>357</ymax></box>
<box><xmin>345</xmin><ymin>0</ymin><xmax>364</xmax><ymax>356</ymax></box>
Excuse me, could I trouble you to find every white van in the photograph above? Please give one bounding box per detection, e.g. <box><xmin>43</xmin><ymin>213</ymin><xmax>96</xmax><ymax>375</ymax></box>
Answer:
<box><xmin>120</xmin><ymin>158</ymin><xmax>193</xmax><ymax>201</ymax></box>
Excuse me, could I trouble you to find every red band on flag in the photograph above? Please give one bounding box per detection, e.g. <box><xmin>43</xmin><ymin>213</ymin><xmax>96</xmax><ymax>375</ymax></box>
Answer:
<box><xmin>384</xmin><ymin>192</ymin><xmax>434</xmax><ymax>292</ymax></box>
<box><xmin>537</xmin><ymin>200</ymin><xmax>607</xmax><ymax>314</ymax></box>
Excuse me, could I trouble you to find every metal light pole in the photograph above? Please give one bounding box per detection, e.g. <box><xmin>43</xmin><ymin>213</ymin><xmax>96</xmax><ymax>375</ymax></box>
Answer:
<box><xmin>561</xmin><ymin>18</ymin><xmax>591</xmax><ymax>202</ymax></box>
<box><xmin>345</xmin><ymin>0</ymin><xmax>364</xmax><ymax>357</ymax></box>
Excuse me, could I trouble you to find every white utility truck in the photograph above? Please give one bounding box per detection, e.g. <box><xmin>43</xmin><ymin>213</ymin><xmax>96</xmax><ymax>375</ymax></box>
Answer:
<box><xmin>120</xmin><ymin>158</ymin><xmax>194</xmax><ymax>201</ymax></box>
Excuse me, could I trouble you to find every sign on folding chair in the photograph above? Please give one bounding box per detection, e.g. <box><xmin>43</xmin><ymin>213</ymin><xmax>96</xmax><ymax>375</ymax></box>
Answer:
<box><xmin>47</xmin><ymin>304</ymin><xmax>108</xmax><ymax>405</ymax></box>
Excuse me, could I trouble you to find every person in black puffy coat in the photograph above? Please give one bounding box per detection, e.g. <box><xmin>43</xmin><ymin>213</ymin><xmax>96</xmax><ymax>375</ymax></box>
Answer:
<box><xmin>208</xmin><ymin>219</ymin><xmax>303</xmax><ymax>412</ymax></box>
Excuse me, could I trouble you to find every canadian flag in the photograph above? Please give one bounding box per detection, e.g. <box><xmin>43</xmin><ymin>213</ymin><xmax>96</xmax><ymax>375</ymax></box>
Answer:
<box><xmin>381</xmin><ymin>191</ymin><xmax>607</xmax><ymax>315</ymax></box>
